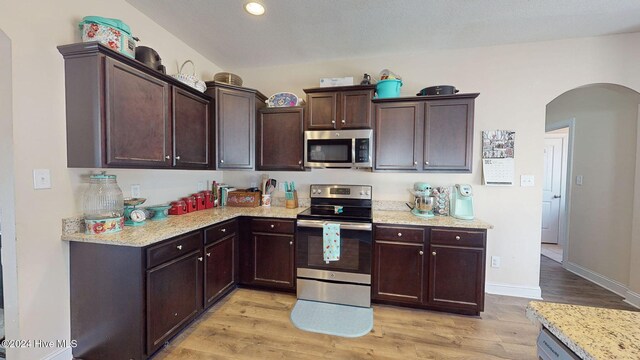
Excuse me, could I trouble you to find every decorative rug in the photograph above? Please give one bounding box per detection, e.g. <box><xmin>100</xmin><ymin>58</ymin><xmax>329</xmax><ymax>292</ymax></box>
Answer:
<box><xmin>290</xmin><ymin>300</ymin><xmax>373</xmax><ymax>338</ymax></box>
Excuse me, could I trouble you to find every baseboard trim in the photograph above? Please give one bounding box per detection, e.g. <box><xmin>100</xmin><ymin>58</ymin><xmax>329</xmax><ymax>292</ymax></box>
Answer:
<box><xmin>43</xmin><ymin>346</ymin><xmax>72</xmax><ymax>360</ymax></box>
<box><xmin>564</xmin><ymin>261</ymin><xmax>628</xmax><ymax>297</ymax></box>
<box><xmin>485</xmin><ymin>283</ymin><xmax>542</xmax><ymax>299</ymax></box>
<box><xmin>624</xmin><ymin>289</ymin><xmax>640</xmax><ymax>309</ymax></box>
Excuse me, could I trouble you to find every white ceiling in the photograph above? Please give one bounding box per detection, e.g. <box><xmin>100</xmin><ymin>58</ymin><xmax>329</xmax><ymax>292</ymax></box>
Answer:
<box><xmin>126</xmin><ymin>0</ymin><xmax>640</xmax><ymax>70</ymax></box>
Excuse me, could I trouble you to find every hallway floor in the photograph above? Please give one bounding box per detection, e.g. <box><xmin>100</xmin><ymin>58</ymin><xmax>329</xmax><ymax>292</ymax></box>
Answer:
<box><xmin>539</xmin><ymin>255</ymin><xmax>637</xmax><ymax>311</ymax></box>
<box><xmin>540</xmin><ymin>243</ymin><xmax>563</xmax><ymax>263</ymax></box>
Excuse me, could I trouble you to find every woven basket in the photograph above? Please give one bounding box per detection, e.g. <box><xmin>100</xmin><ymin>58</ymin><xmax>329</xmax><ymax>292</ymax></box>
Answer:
<box><xmin>214</xmin><ymin>72</ymin><xmax>243</xmax><ymax>86</ymax></box>
<box><xmin>171</xmin><ymin>60</ymin><xmax>206</xmax><ymax>92</ymax></box>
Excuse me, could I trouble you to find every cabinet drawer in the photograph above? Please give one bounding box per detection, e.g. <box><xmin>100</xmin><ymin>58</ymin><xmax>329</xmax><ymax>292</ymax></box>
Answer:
<box><xmin>251</xmin><ymin>219</ymin><xmax>295</xmax><ymax>234</ymax></box>
<box><xmin>430</xmin><ymin>229</ymin><xmax>485</xmax><ymax>248</ymax></box>
<box><xmin>375</xmin><ymin>225</ymin><xmax>424</xmax><ymax>243</ymax></box>
<box><xmin>205</xmin><ymin>219</ymin><xmax>238</xmax><ymax>244</ymax></box>
<box><xmin>147</xmin><ymin>231</ymin><xmax>202</xmax><ymax>268</ymax></box>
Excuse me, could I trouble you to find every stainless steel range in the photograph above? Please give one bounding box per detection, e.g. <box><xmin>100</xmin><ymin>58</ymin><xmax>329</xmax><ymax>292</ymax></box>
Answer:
<box><xmin>296</xmin><ymin>184</ymin><xmax>373</xmax><ymax>308</ymax></box>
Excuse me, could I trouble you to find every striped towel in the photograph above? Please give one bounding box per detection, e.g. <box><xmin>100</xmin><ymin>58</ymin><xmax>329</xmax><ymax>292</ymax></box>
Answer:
<box><xmin>323</xmin><ymin>223</ymin><xmax>341</xmax><ymax>263</ymax></box>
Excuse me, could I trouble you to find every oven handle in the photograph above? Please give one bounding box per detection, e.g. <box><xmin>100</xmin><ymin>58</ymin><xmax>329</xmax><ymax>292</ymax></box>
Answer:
<box><xmin>296</xmin><ymin>219</ymin><xmax>372</xmax><ymax>231</ymax></box>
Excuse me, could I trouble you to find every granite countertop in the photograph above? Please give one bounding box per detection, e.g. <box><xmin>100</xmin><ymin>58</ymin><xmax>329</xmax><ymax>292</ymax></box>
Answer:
<box><xmin>373</xmin><ymin>210</ymin><xmax>493</xmax><ymax>229</ymax></box>
<box><xmin>61</xmin><ymin>206</ymin><xmax>303</xmax><ymax>247</ymax></box>
<box><xmin>526</xmin><ymin>301</ymin><xmax>640</xmax><ymax>360</ymax></box>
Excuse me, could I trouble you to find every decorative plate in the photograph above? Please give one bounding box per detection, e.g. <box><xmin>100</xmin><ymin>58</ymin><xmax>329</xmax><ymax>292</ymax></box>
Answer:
<box><xmin>267</xmin><ymin>92</ymin><xmax>299</xmax><ymax>107</ymax></box>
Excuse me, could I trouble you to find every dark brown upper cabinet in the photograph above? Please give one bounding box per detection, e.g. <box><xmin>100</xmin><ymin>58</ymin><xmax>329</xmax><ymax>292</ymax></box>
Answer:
<box><xmin>373</xmin><ymin>93</ymin><xmax>479</xmax><ymax>173</ymax></box>
<box><xmin>374</xmin><ymin>101</ymin><xmax>424</xmax><ymax>171</ymax></box>
<box><xmin>206</xmin><ymin>82</ymin><xmax>266</xmax><ymax>170</ymax></box>
<box><xmin>257</xmin><ymin>107</ymin><xmax>305</xmax><ymax>171</ymax></box>
<box><xmin>58</xmin><ymin>42</ymin><xmax>212</xmax><ymax>170</ymax></box>
<box><xmin>303</xmin><ymin>85</ymin><xmax>376</xmax><ymax>130</ymax></box>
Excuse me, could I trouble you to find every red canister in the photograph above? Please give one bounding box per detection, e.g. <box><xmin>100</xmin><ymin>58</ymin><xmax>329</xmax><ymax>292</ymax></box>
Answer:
<box><xmin>193</xmin><ymin>193</ymin><xmax>206</xmax><ymax>211</ymax></box>
<box><xmin>169</xmin><ymin>200</ymin><xmax>187</xmax><ymax>215</ymax></box>
<box><xmin>201</xmin><ymin>190</ymin><xmax>214</xmax><ymax>209</ymax></box>
<box><xmin>182</xmin><ymin>196</ymin><xmax>197</xmax><ymax>213</ymax></box>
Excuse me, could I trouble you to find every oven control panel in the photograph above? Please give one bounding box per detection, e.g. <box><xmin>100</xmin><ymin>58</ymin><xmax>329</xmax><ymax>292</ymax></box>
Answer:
<box><xmin>310</xmin><ymin>184</ymin><xmax>372</xmax><ymax>200</ymax></box>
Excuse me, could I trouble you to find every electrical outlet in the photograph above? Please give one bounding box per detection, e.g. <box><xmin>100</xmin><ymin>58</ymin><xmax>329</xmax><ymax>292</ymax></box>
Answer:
<box><xmin>130</xmin><ymin>184</ymin><xmax>141</xmax><ymax>198</ymax></box>
<box><xmin>250</xmin><ymin>182</ymin><xmax>257</xmax><ymax>188</ymax></box>
<box><xmin>520</xmin><ymin>175</ymin><xmax>535</xmax><ymax>187</ymax></box>
<box><xmin>576</xmin><ymin>175</ymin><xmax>583</xmax><ymax>186</ymax></box>
<box><xmin>33</xmin><ymin>169</ymin><xmax>52</xmax><ymax>189</ymax></box>
<box><xmin>491</xmin><ymin>256</ymin><xmax>501</xmax><ymax>268</ymax></box>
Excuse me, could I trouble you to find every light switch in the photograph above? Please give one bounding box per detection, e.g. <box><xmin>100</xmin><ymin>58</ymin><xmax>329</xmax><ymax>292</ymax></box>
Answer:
<box><xmin>520</xmin><ymin>175</ymin><xmax>535</xmax><ymax>187</ymax></box>
<box><xmin>33</xmin><ymin>169</ymin><xmax>52</xmax><ymax>189</ymax></box>
<box><xmin>576</xmin><ymin>175</ymin><xmax>583</xmax><ymax>186</ymax></box>
<box><xmin>130</xmin><ymin>184</ymin><xmax>141</xmax><ymax>198</ymax></box>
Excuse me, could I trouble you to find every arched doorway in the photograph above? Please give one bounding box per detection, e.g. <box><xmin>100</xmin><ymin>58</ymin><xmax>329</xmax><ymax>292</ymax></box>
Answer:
<box><xmin>0</xmin><ymin>28</ymin><xmax>19</xmax><ymax>359</ymax></box>
<box><xmin>541</xmin><ymin>83</ymin><xmax>640</xmax><ymax>307</ymax></box>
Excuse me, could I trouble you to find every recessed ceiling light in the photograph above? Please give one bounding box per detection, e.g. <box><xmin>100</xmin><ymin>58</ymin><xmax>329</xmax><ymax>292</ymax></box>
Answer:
<box><xmin>244</xmin><ymin>2</ymin><xmax>265</xmax><ymax>16</ymax></box>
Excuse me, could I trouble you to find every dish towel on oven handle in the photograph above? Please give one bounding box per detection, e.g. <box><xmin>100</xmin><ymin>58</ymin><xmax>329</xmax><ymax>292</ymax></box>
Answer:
<box><xmin>323</xmin><ymin>222</ymin><xmax>340</xmax><ymax>263</ymax></box>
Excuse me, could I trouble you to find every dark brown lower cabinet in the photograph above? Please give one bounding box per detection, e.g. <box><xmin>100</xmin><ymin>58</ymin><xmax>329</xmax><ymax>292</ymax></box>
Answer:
<box><xmin>146</xmin><ymin>250</ymin><xmax>203</xmax><ymax>355</ymax></box>
<box><xmin>252</xmin><ymin>232</ymin><xmax>295</xmax><ymax>289</ymax></box>
<box><xmin>372</xmin><ymin>240</ymin><xmax>424</xmax><ymax>304</ymax></box>
<box><xmin>204</xmin><ymin>234</ymin><xmax>236</xmax><ymax>306</ymax></box>
<box><xmin>372</xmin><ymin>224</ymin><xmax>487</xmax><ymax>315</ymax></box>
<box><xmin>428</xmin><ymin>245</ymin><xmax>485</xmax><ymax>312</ymax></box>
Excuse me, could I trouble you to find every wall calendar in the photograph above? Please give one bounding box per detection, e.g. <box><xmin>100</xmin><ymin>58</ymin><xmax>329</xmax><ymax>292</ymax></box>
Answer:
<box><xmin>482</xmin><ymin>130</ymin><xmax>515</xmax><ymax>186</ymax></box>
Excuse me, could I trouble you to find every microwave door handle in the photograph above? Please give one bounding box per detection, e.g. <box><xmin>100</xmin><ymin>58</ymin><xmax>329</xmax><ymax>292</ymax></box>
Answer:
<box><xmin>352</xmin><ymin>138</ymin><xmax>356</xmax><ymax>166</ymax></box>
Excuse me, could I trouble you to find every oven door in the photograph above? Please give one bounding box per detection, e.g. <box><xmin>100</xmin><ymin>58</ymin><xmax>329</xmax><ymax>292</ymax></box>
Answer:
<box><xmin>296</xmin><ymin>219</ymin><xmax>372</xmax><ymax>274</ymax></box>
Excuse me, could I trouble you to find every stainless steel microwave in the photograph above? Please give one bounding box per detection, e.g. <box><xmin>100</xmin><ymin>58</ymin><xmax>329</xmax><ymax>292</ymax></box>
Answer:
<box><xmin>304</xmin><ymin>129</ymin><xmax>373</xmax><ymax>168</ymax></box>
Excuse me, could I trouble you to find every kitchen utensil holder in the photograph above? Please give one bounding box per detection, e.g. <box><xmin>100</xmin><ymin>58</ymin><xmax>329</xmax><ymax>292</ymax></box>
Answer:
<box><xmin>285</xmin><ymin>191</ymin><xmax>298</xmax><ymax>209</ymax></box>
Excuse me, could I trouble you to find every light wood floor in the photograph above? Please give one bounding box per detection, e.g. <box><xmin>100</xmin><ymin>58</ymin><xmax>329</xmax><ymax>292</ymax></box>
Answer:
<box><xmin>155</xmin><ymin>290</ymin><xmax>539</xmax><ymax>359</ymax></box>
<box><xmin>154</xmin><ymin>256</ymin><xmax>637</xmax><ymax>359</ymax></box>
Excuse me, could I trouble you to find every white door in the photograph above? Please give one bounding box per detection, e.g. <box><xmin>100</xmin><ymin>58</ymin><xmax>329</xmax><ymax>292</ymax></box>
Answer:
<box><xmin>541</xmin><ymin>137</ymin><xmax>564</xmax><ymax>243</ymax></box>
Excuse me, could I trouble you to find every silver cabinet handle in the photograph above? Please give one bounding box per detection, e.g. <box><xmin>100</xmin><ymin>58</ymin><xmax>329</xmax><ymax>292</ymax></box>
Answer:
<box><xmin>270</xmin><ymin>224</ymin><xmax>275</xmax><ymax>228</ymax></box>
<box><xmin>341</xmin><ymin>119</ymin><xmax>346</xmax><ymax>124</ymax></box>
<box><xmin>289</xmin><ymin>241</ymin><xmax>293</xmax><ymax>245</ymax></box>
<box><xmin>331</xmin><ymin>120</ymin><xmax>336</xmax><ymax>124</ymax></box>
<box><xmin>419</xmin><ymin>250</ymin><xmax>424</xmax><ymax>255</ymax></box>
<box><xmin>198</xmin><ymin>257</ymin><xmax>203</xmax><ymax>262</ymax></box>
<box><xmin>174</xmin><ymin>312</ymin><xmax>178</xmax><ymax>316</ymax></box>
<box><xmin>455</xmin><ymin>235</ymin><xmax>461</xmax><ymax>240</ymax></box>
<box><xmin>397</xmin><ymin>232</ymin><xmax>402</xmax><ymax>237</ymax></box>
<box><xmin>175</xmin><ymin>155</ymin><xmax>181</xmax><ymax>160</ymax></box>
<box><xmin>425</xmin><ymin>161</ymin><xmax>429</xmax><ymax>165</ymax></box>
<box><xmin>206</xmin><ymin>252</ymin><xmax>211</xmax><ymax>257</ymax></box>
<box><xmin>165</xmin><ymin>155</ymin><xmax>171</xmax><ymax>160</ymax></box>
<box><xmin>432</xmin><ymin>252</ymin><xmax>437</xmax><ymax>256</ymax></box>
<box><xmin>298</xmin><ymin>160</ymin><xmax>302</xmax><ymax>165</ymax></box>
<box><xmin>176</xmin><ymin>245</ymin><xmax>183</xmax><ymax>250</ymax></box>
<box><xmin>220</xmin><ymin>159</ymin><xmax>224</xmax><ymax>163</ymax></box>
<box><xmin>413</xmin><ymin>161</ymin><xmax>417</xmax><ymax>165</ymax></box>
<box><xmin>221</xmin><ymin>228</ymin><xmax>226</xmax><ymax>233</ymax></box>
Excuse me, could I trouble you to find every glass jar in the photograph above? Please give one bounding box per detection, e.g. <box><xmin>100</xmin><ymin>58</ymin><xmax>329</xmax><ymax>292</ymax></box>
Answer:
<box><xmin>83</xmin><ymin>173</ymin><xmax>124</xmax><ymax>234</ymax></box>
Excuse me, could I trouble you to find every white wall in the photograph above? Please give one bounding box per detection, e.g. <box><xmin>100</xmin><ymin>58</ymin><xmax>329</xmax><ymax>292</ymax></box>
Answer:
<box><xmin>546</xmin><ymin>85</ymin><xmax>639</xmax><ymax>287</ymax></box>
<box><xmin>227</xmin><ymin>32</ymin><xmax>640</xmax><ymax>299</ymax></box>
<box><xmin>628</xmin><ymin>105</ymin><xmax>640</xmax><ymax>305</ymax></box>
<box><xmin>0</xmin><ymin>0</ymin><xmax>224</xmax><ymax>358</ymax></box>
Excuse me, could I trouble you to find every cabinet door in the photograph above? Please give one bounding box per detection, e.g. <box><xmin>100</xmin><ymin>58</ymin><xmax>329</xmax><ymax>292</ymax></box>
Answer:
<box><xmin>105</xmin><ymin>58</ymin><xmax>171</xmax><ymax>167</ymax></box>
<box><xmin>306</xmin><ymin>92</ymin><xmax>338</xmax><ymax>130</ymax></box>
<box><xmin>340</xmin><ymin>89</ymin><xmax>373</xmax><ymax>129</ymax></box>
<box><xmin>427</xmin><ymin>245</ymin><xmax>485</xmax><ymax>312</ymax></box>
<box><xmin>252</xmin><ymin>233</ymin><xmax>295</xmax><ymax>289</ymax></box>
<box><xmin>216</xmin><ymin>87</ymin><xmax>254</xmax><ymax>169</ymax></box>
<box><xmin>146</xmin><ymin>251</ymin><xmax>202</xmax><ymax>355</ymax></box>
<box><xmin>423</xmin><ymin>99</ymin><xmax>474</xmax><ymax>172</ymax></box>
<box><xmin>204</xmin><ymin>235</ymin><xmax>235</xmax><ymax>307</ymax></box>
<box><xmin>173</xmin><ymin>87</ymin><xmax>210</xmax><ymax>168</ymax></box>
<box><xmin>373</xmin><ymin>241</ymin><xmax>424</xmax><ymax>304</ymax></box>
<box><xmin>374</xmin><ymin>102</ymin><xmax>423</xmax><ymax>170</ymax></box>
<box><xmin>257</xmin><ymin>108</ymin><xmax>304</xmax><ymax>170</ymax></box>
